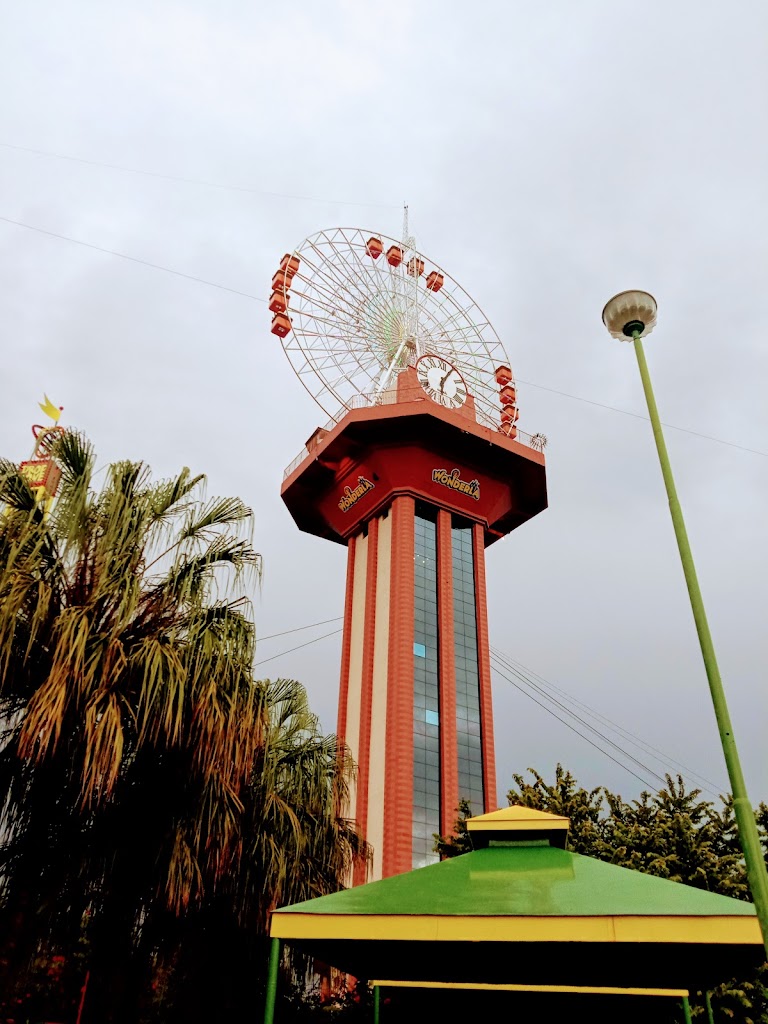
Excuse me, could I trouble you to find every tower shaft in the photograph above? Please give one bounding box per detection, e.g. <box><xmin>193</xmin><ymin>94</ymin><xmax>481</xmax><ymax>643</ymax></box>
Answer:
<box><xmin>281</xmin><ymin>369</ymin><xmax>547</xmax><ymax>881</ymax></box>
<box><xmin>338</xmin><ymin>497</ymin><xmax>496</xmax><ymax>878</ymax></box>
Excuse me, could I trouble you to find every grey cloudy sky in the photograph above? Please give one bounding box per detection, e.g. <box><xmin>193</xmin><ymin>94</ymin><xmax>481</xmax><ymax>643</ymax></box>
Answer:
<box><xmin>1</xmin><ymin>1</ymin><xmax>766</xmax><ymax>805</ymax></box>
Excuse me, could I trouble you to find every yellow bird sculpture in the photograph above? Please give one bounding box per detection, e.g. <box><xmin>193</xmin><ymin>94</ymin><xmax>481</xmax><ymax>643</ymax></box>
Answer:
<box><xmin>39</xmin><ymin>394</ymin><xmax>62</xmax><ymax>423</ymax></box>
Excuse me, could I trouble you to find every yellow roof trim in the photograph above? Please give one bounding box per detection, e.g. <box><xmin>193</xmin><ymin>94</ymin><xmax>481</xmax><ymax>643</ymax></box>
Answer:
<box><xmin>467</xmin><ymin>818</ymin><xmax>570</xmax><ymax>832</ymax></box>
<box><xmin>271</xmin><ymin>912</ymin><xmax>762</xmax><ymax>946</ymax></box>
<box><xmin>466</xmin><ymin>805</ymin><xmax>570</xmax><ymax>831</ymax></box>
<box><xmin>372</xmin><ymin>981</ymin><xmax>689</xmax><ymax>998</ymax></box>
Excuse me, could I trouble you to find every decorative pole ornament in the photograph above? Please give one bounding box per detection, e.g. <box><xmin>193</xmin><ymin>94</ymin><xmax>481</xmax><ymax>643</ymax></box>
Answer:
<box><xmin>19</xmin><ymin>395</ymin><xmax>65</xmax><ymax>506</ymax></box>
<box><xmin>602</xmin><ymin>292</ymin><xmax>768</xmax><ymax>956</ymax></box>
<box><xmin>38</xmin><ymin>393</ymin><xmax>64</xmax><ymax>423</ymax></box>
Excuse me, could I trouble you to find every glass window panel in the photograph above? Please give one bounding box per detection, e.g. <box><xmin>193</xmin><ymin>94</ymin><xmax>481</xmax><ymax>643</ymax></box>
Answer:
<box><xmin>413</xmin><ymin>513</ymin><xmax>441</xmax><ymax>869</ymax></box>
<box><xmin>452</xmin><ymin>519</ymin><xmax>484</xmax><ymax>813</ymax></box>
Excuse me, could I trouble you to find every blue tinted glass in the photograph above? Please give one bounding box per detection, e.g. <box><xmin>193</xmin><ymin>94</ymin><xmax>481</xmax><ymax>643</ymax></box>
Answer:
<box><xmin>452</xmin><ymin>521</ymin><xmax>484</xmax><ymax>812</ymax></box>
<box><xmin>412</xmin><ymin>513</ymin><xmax>440</xmax><ymax>868</ymax></box>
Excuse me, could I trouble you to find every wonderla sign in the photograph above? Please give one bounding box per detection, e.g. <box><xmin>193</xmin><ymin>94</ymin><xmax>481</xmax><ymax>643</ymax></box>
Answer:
<box><xmin>432</xmin><ymin>467</ymin><xmax>480</xmax><ymax>501</ymax></box>
<box><xmin>338</xmin><ymin>476</ymin><xmax>375</xmax><ymax>512</ymax></box>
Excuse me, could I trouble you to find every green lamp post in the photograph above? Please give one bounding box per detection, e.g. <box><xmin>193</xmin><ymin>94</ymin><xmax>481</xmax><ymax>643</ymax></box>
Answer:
<box><xmin>601</xmin><ymin>290</ymin><xmax>768</xmax><ymax>956</ymax></box>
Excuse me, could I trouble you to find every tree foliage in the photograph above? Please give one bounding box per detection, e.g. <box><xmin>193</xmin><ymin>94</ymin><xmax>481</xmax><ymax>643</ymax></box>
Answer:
<box><xmin>0</xmin><ymin>433</ymin><xmax>366</xmax><ymax>1022</ymax></box>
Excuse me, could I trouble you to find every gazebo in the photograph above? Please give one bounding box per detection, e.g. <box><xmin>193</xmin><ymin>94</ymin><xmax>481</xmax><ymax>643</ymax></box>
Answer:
<box><xmin>265</xmin><ymin>807</ymin><xmax>763</xmax><ymax>1022</ymax></box>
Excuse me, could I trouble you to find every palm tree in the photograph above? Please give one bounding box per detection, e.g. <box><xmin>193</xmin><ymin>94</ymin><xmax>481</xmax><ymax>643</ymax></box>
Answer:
<box><xmin>0</xmin><ymin>431</ymin><xmax>262</xmax><ymax>1012</ymax></box>
<box><xmin>161</xmin><ymin>677</ymin><xmax>368</xmax><ymax>1021</ymax></box>
<box><xmin>0</xmin><ymin>430</ymin><xmax>367</xmax><ymax>1022</ymax></box>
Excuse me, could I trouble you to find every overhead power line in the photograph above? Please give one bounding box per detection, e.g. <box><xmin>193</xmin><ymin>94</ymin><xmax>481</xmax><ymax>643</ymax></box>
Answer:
<box><xmin>490</xmin><ymin>652</ymin><xmax>668</xmax><ymax>791</ymax></box>
<box><xmin>516</xmin><ymin>378</ymin><xmax>768</xmax><ymax>458</ymax></box>
<box><xmin>491</xmin><ymin>648</ymin><xmax>726</xmax><ymax>797</ymax></box>
<box><xmin>490</xmin><ymin>655</ymin><xmax>658</xmax><ymax>790</ymax></box>
<box><xmin>0</xmin><ymin>140</ymin><xmax>399</xmax><ymax>207</ymax></box>
<box><xmin>0</xmin><ymin>214</ymin><xmax>266</xmax><ymax>301</ymax></box>
<box><xmin>0</xmin><ymin>140</ymin><xmax>400</xmax><ymax>209</ymax></box>
<box><xmin>492</xmin><ymin>646</ymin><xmax>726</xmax><ymax>794</ymax></box>
<box><xmin>0</xmin><ymin>213</ymin><xmax>764</xmax><ymax>459</ymax></box>
<box><xmin>254</xmin><ymin>626</ymin><xmax>343</xmax><ymax>668</ymax></box>
<box><xmin>258</xmin><ymin>616</ymin><xmax>342</xmax><ymax>643</ymax></box>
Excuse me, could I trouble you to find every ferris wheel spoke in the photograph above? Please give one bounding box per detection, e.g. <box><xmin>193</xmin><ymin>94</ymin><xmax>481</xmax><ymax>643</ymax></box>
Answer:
<box><xmin>297</xmin><ymin>247</ymin><xmax>373</xmax><ymax>328</ymax></box>
<box><xmin>297</xmin><ymin>342</ymin><xmax>380</xmax><ymax>391</ymax></box>
<box><xmin>324</xmin><ymin>229</ymin><xmax>420</xmax><ymax>360</ymax></box>
<box><xmin>337</xmin><ymin>229</ymin><xmax>415</xmax><ymax>329</ymax></box>
<box><xmin>289</xmin><ymin>263</ymin><xmax>373</xmax><ymax>321</ymax></box>
<box><xmin>306</xmin><ymin>235</ymin><xmax>377</xmax><ymax>314</ymax></box>
<box><xmin>314</xmin><ymin>317</ymin><xmax>392</xmax><ymax>373</ymax></box>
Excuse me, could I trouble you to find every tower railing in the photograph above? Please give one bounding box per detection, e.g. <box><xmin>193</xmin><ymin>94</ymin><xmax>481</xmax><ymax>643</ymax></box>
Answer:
<box><xmin>282</xmin><ymin>388</ymin><xmax>546</xmax><ymax>480</ymax></box>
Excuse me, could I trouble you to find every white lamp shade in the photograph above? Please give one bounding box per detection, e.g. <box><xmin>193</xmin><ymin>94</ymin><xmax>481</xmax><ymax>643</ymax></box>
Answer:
<box><xmin>602</xmin><ymin>290</ymin><xmax>658</xmax><ymax>341</ymax></box>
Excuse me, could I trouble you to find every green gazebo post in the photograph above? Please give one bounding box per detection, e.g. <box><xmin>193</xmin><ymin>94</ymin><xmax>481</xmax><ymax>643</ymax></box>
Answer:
<box><xmin>704</xmin><ymin>990</ymin><xmax>715</xmax><ymax>1024</ymax></box>
<box><xmin>263</xmin><ymin>937</ymin><xmax>280</xmax><ymax>1024</ymax></box>
<box><xmin>601</xmin><ymin>291</ymin><xmax>768</xmax><ymax>957</ymax></box>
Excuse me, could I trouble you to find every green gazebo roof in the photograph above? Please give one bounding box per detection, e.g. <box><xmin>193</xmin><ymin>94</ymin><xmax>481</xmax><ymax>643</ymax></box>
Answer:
<box><xmin>271</xmin><ymin>808</ymin><xmax>762</xmax><ymax>991</ymax></box>
<box><xmin>276</xmin><ymin>844</ymin><xmax>756</xmax><ymax>923</ymax></box>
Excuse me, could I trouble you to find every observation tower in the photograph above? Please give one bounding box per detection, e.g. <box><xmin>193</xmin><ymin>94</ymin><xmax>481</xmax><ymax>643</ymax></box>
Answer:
<box><xmin>271</xmin><ymin>221</ymin><xmax>548</xmax><ymax>880</ymax></box>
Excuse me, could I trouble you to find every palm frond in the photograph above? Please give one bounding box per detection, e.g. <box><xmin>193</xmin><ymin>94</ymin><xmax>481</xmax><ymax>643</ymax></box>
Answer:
<box><xmin>179</xmin><ymin>497</ymin><xmax>253</xmax><ymax>543</ymax></box>
<box><xmin>148</xmin><ymin>467</ymin><xmax>205</xmax><ymax>522</ymax></box>
<box><xmin>0</xmin><ymin>459</ymin><xmax>38</xmax><ymax>513</ymax></box>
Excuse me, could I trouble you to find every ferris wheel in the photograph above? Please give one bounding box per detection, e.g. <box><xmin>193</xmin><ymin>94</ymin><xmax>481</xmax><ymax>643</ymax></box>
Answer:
<box><xmin>268</xmin><ymin>224</ymin><xmax>516</xmax><ymax>431</ymax></box>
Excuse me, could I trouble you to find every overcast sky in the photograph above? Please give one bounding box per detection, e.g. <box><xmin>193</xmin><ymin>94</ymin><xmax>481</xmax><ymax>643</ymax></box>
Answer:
<box><xmin>1</xmin><ymin>1</ymin><xmax>765</xmax><ymax>807</ymax></box>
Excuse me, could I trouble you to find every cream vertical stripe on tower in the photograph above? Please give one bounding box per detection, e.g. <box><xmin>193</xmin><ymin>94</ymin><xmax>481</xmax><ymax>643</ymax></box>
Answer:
<box><xmin>367</xmin><ymin>512</ymin><xmax>392</xmax><ymax>879</ymax></box>
<box><xmin>344</xmin><ymin>533</ymin><xmax>368</xmax><ymax>819</ymax></box>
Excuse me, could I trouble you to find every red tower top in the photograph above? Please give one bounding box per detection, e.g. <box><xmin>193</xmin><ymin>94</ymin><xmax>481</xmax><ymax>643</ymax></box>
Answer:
<box><xmin>282</xmin><ymin>366</ymin><xmax>546</xmax><ymax>546</ymax></box>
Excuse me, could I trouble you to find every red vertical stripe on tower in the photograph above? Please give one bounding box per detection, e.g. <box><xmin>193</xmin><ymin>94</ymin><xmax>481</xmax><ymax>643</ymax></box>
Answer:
<box><xmin>382</xmin><ymin>496</ymin><xmax>415</xmax><ymax>877</ymax></box>
<box><xmin>436</xmin><ymin>510</ymin><xmax>459</xmax><ymax>838</ymax></box>
<box><xmin>353</xmin><ymin>517</ymin><xmax>379</xmax><ymax>885</ymax></box>
<box><xmin>473</xmin><ymin>523</ymin><xmax>497</xmax><ymax>812</ymax></box>
<box><xmin>336</xmin><ymin>535</ymin><xmax>357</xmax><ymax>748</ymax></box>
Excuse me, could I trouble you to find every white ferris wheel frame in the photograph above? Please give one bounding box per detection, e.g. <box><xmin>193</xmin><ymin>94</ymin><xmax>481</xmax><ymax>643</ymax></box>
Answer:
<box><xmin>279</xmin><ymin>227</ymin><xmax>513</xmax><ymax>429</ymax></box>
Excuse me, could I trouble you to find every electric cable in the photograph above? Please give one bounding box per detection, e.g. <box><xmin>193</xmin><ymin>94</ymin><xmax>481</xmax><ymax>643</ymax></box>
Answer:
<box><xmin>490</xmin><ymin>652</ymin><xmax>669</xmax><ymax>789</ymax></box>
<box><xmin>254</xmin><ymin>626</ymin><xmax>342</xmax><ymax>668</ymax></box>
<box><xmin>258</xmin><ymin>616</ymin><xmax>342</xmax><ymax>642</ymax></box>
<box><xmin>515</xmin><ymin>378</ymin><xmax>768</xmax><ymax>458</ymax></box>
<box><xmin>0</xmin><ymin>140</ymin><xmax>400</xmax><ymax>209</ymax></box>
<box><xmin>491</xmin><ymin>645</ymin><xmax>726</xmax><ymax>794</ymax></box>
<box><xmin>490</xmin><ymin>656</ymin><xmax>659</xmax><ymax>790</ymax></box>
<box><xmin>0</xmin><ymin>214</ymin><xmax>265</xmax><ymax>301</ymax></box>
<box><xmin>492</xmin><ymin>652</ymin><xmax>729</xmax><ymax>798</ymax></box>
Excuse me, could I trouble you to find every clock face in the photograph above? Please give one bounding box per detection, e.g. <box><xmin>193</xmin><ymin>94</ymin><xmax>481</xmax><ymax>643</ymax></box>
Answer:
<box><xmin>416</xmin><ymin>355</ymin><xmax>467</xmax><ymax>409</ymax></box>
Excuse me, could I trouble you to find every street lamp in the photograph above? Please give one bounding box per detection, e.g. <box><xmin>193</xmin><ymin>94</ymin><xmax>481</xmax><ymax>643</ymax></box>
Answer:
<box><xmin>602</xmin><ymin>290</ymin><xmax>768</xmax><ymax>956</ymax></box>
